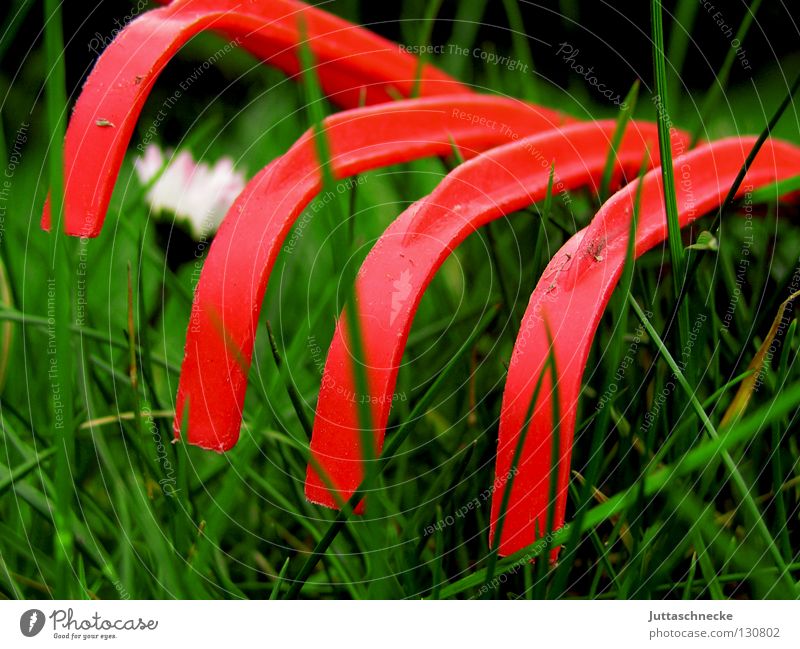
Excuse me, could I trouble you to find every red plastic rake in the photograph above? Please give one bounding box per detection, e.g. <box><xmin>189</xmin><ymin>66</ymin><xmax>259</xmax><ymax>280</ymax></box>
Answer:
<box><xmin>305</xmin><ymin>120</ymin><xmax>689</xmax><ymax>508</ymax></box>
<box><xmin>492</xmin><ymin>137</ymin><xmax>800</xmax><ymax>556</ymax></box>
<box><xmin>174</xmin><ymin>95</ymin><xmax>567</xmax><ymax>450</ymax></box>
<box><xmin>42</xmin><ymin>0</ymin><xmax>467</xmax><ymax>237</ymax></box>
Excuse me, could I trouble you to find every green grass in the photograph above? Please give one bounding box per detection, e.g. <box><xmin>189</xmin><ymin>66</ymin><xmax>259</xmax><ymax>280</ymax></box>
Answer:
<box><xmin>0</xmin><ymin>1</ymin><xmax>799</xmax><ymax>600</ymax></box>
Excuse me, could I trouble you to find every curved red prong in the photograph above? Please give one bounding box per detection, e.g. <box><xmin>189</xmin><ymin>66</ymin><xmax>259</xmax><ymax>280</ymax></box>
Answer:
<box><xmin>305</xmin><ymin>120</ymin><xmax>689</xmax><ymax>509</ymax></box>
<box><xmin>174</xmin><ymin>95</ymin><xmax>568</xmax><ymax>451</ymax></box>
<box><xmin>492</xmin><ymin>137</ymin><xmax>800</xmax><ymax>557</ymax></box>
<box><xmin>43</xmin><ymin>0</ymin><xmax>467</xmax><ymax>237</ymax></box>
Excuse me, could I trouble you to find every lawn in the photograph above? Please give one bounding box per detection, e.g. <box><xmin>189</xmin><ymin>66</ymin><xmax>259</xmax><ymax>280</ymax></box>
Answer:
<box><xmin>1</xmin><ymin>0</ymin><xmax>799</xmax><ymax>600</ymax></box>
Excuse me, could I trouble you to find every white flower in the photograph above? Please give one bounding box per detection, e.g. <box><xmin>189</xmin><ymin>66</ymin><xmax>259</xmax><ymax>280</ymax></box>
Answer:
<box><xmin>134</xmin><ymin>144</ymin><xmax>246</xmax><ymax>238</ymax></box>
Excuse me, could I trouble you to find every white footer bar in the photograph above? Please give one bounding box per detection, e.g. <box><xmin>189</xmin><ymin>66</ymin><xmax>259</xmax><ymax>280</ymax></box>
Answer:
<box><xmin>1</xmin><ymin>600</ymin><xmax>797</xmax><ymax>647</ymax></box>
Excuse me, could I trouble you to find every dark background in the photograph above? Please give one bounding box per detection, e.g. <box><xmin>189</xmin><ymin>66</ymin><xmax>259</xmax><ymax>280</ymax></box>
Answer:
<box><xmin>3</xmin><ymin>1</ymin><xmax>798</xmax><ymax>110</ymax></box>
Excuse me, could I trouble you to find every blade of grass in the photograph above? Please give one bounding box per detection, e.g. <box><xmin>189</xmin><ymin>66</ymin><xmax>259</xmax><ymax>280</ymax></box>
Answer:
<box><xmin>712</xmin><ymin>72</ymin><xmax>800</xmax><ymax>236</ymax></box>
<box><xmin>771</xmin><ymin>319</ymin><xmax>796</xmax><ymax>559</ymax></box>
<box><xmin>429</xmin><ymin>504</ymin><xmax>444</xmax><ymax>599</ymax></box>
<box><xmin>501</xmin><ymin>0</ymin><xmax>537</xmax><ymax>101</ymax></box>
<box><xmin>296</xmin><ymin>16</ymin><xmax>347</xmax><ymax>274</ymax></box>
<box><xmin>0</xmin><ymin>551</ymin><xmax>23</xmax><ymax>599</ymax></box>
<box><xmin>0</xmin><ymin>256</ymin><xmax>13</xmax><ymax>390</ymax></box>
<box><xmin>444</xmin><ymin>0</ymin><xmax>489</xmax><ymax>79</ymax></box>
<box><xmin>439</xmin><ymin>377</ymin><xmax>800</xmax><ymax>597</ymax></box>
<box><xmin>409</xmin><ymin>439</ymin><xmax>477</xmax><ymax>562</ymax></box>
<box><xmin>650</xmin><ymin>0</ymin><xmax>690</xmax><ymax>354</ymax></box>
<box><xmin>410</xmin><ymin>0</ymin><xmax>445</xmax><ymax>98</ymax></box>
<box><xmin>0</xmin><ymin>447</ymin><xmax>57</xmax><ymax>496</ymax></box>
<box><xmin>0</xmin><ymin>0</ymin><xmax>34</xmax><ymax>63</ymax></box>
<box><xmin>540</xmin><ymin>163</ymin><xmax>556</xmax><ymax>223</ymax></box>
<box><xmin>286</xmin><ymin>305</ymin><xmax>500</xmax><ymax>598</ymax></box>
<box><xmin>658</xmin><ymin>563</ymin><xmax>800</xmax><ymax>597</ymax></box>
<box><xmin>533</xmin><ymin>328</ymin><xmax>561</xmax><ymax>598</ymax></box>
<box><xmin>483</xmin><ymin>222</ymin><xmax>519</xmax><ymax>331</ymax></box>
<box><xmin>599</xmin><ymin>80</ymin><xmax>640</xmax><ymax>202</ymax></box>
<box><xmin>682</xmin><ymin>550</ymin><xmax>698</xmax><ymax>599</ymax></box>
<box><xmin>245</xmin><ymin>466</ymin><xmax>359</xmax><ymax>592</ymax></box>
<box><xmin>552</xmin><ymin>155</ymin><xmax>649</xmax><ymax>596</ymax></box>
<box><xmin>483</xmin><ymin>343</ymin><xmax>555</xmax><ymax>597</ymax></box>
<box><xmin>719</xmin><ymin>290</ymin><xmax>800</xmax><ymax>428</ymax></box>
<box><xmin>446</xmin><ymin>137</ymin><xmax>516</xmax><ymax>329</ymax></box>
<box><xmin>665</xmin><ymin>485</ymin><xmax>788</xmax><ymax>598</ymax></box>
<box><xmin>689</xmin><ymin>522</ymin><xmax>725</xmax><ymax>598</ymax></box>
<box><xmin>628</xmin><ymin>295</ymin><xmax>794</xmax><ymax>592</ymax></box>
<box><xmin>676</xmin><ymin>71</ymin><xmax>800</xmax><ymax>317</ymax></box>
<box><xmin>690</xmin><ymin>0</ymin><xmax>764</xmax><ymax>146</ymax></box>
<box><xmin>748</xmin><ymin>174</ymin><xmax>800</xmax><ymax>203</ymax></box>
<box><xmin>296</xmin><ymin>22</ymin><xmax>375</xmax><ymax>537</ymax></box>
<box><xmin>266</xmin><ymin>321</ymin><xmax>313</xmax><ymax>439</ymax></box>
<box><xmin>269</xmin><ymin>558</ymin><xmax>290</xmax><ymax>600</ymax></box>
<box><xmin>665</xmin><ymin>0</ymin><xmax>699</xmax><ymax>109</ymax></box>
<box><xmin>642</xmin><ymin>368</ymin><xmax>755</xmax><ymax>472</ymax></box>
<box><xmin>44</xmin><ymin>0</ymin><xmax>76</xmax><ymax>599</ymax></box>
